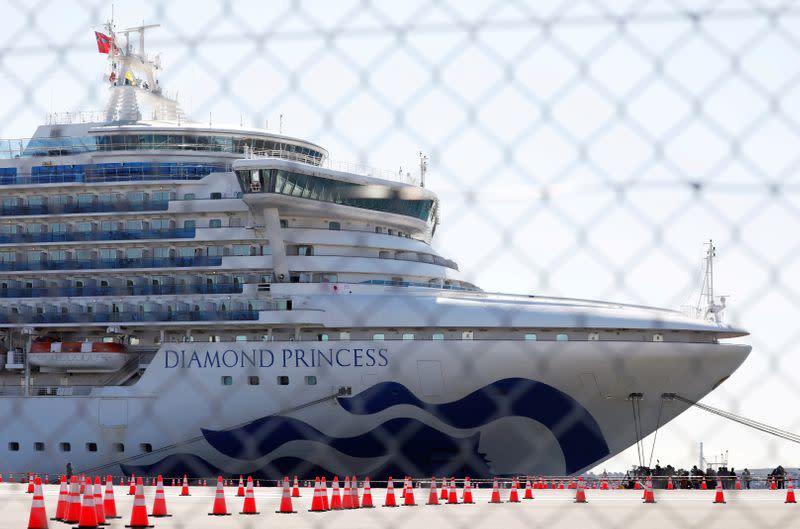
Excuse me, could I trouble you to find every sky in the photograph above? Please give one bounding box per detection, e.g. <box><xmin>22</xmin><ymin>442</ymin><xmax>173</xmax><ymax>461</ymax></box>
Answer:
<box><xmin>1</xmin><ymin>0</ymin><xmax>799</xmax><ymax>473</ymax></box>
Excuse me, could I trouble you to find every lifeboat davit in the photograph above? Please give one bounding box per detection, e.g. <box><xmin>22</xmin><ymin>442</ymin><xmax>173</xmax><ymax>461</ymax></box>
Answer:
<box><xmin>28</xmin><ymin>341</ymin><xmax>127</xmax><ymax>372</ymax></box>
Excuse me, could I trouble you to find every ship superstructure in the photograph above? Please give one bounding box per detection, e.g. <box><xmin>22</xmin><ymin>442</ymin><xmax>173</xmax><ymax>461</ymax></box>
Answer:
<box><xmin>0</xmin><ymin>23</ymin><xmax>750</xmax><ymax>479</ymax></box>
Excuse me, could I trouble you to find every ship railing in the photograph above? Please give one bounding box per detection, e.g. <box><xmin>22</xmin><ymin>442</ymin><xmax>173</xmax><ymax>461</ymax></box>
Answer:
<box><xmin>0</xmin><ymin>283</ymin><xmax>244</xmax><ymax>299</ymax></box>
<box><xmin>45</xmin><ymin>111</ymin><xmax>108</xmax><ymax>125</ymax></box>
<box><xmin>0</xmin><ymin>310</ymin><xmax>261</xmax><ymax>325</ymax></box>
<box><xmin>0</xmin><ymin>200</ymin><xmax>170</xmax><ymax>216</ymax></box>
<box><xmin>0</xmin><ymin>228</ymin><xmax>196</xmax><ymax>244</ymax></box>
<box><xmin>249</xmin><ymin>149</ymin><xmax>421</xmax><ymax>186</ymax></box>
<box><xmin>0</xmin><ymin>256</ymin><xmax>223</xmax><ymax>272</ymax></box>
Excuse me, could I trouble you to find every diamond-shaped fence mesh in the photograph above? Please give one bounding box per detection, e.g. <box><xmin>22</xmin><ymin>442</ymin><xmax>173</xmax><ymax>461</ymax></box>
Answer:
<box><xmin>0</xmin><ymin>0</ymin><xmax>798</xmax><ymax>527</ymax></box>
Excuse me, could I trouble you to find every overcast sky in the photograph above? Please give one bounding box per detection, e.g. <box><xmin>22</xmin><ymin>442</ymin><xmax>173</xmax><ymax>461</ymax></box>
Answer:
<box><xmin>1</xmin><ymin>0</ymin><xmax>799</xmax><ymax>472</ymax></box>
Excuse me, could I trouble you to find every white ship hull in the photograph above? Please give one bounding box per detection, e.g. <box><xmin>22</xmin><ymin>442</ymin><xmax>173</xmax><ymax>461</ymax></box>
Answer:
<box><xmin>0</xmin><ymin>339</ymin><xmax>750</xmax><ymax>478</ymax></box>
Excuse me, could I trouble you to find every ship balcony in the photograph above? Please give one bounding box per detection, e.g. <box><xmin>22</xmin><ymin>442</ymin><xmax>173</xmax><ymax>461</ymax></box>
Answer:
<box><xmin>0</xmin><ymin>162</ymin><xmax>230</xmax><ymax>186</ymax></box>
<box><xmin>0</xmin><ymin>228</ymin><xmax>195</xmax><ymax>244</ymax></box>
<box><xmin>0</xmin><ymin>256</ymin><xmax>222</xmax><ymax>272</ymax></box>
<box><xmin>0</xmin><ymin>200</ymin><xmax>169</xmax><ymax>216</ymax></box>
<box><xmin>0</xmin><ymin>282</ymin><xmax>243</xmax><ymax>299</ymax></box>
<box><xmin>0</xmin><ymin>309</ymin><xmax>260</xmax><ymax>324</ymax></box>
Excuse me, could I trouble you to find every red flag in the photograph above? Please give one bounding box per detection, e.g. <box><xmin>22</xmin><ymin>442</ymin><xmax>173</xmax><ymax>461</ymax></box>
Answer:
<box><xmin>95</xmin><ymin>31</ymin><xmax>111</xmax><ymax>54</ymax></box>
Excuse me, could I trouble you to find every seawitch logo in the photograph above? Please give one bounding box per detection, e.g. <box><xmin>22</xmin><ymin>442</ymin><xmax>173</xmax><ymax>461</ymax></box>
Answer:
<box><xmin>164</xmin><ymin>347</ymin><xmax>390</xmax><ymax>369</ymax></box>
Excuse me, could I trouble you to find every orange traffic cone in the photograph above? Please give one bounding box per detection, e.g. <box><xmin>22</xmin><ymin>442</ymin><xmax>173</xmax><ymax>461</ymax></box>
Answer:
<box><xmin>342</xmin><ymin>476</ymin><xmax>352</xmax><ymax>509</ymax></box>
<box><xmin>634</xmin><ymin>480</ymin><xmax>641</xmax><ymax>490</ymax></box>
<box><xmin>574</xmin><ymin>478</ymin><xmax>587</xmax><ymax>503</ymax></box>
<box><xmin>52</xmin><ymin>475</ymin><xmax>68</xmax><ymax>521</ymax></box>
<box><xmin>403</xmin><ymin>477</ymin><xmax>416</xmax><ymax>506</ymax></box>
<box><xmin>180</xmin><ymin>474</ymin><xmax>190</xmax><ymax>496</ymax></box>
<box><xmin>321</xmin><ymin>477</ymin><xmax>329</xmax><ymax>510</ymax></box>
<box><xmin>236</xmin><ymin>475</ymin><xmax>245</xmax><ymax>497</ymax></box>
<box><xmin>45</xmin><ymin>475</ymin><xmax>49</xmax><ymax>485</ymax></box>
<box><xmin>700</xmin><ymin>479</ymin><xmax>708</xmax><ymax>490</ymax></box>
<box><xmin>509</xmin><ymin>478</ymin><xmax>520</xmax><ymax>503</ymax></box>
<box><xmin>92</xmin><ymin>476</ymin><xmax>107</xmax><ymax>526</ymax></box>
<box><xmin>208</xmin><ymin>476</ymin><xmax>230</xmax><ymax>516</ymax></box>
<box><xmin>427</xmin><ymin>477</ymin><xmax>439</xmax><ymax>505</ymax></box>
<box><xmin>713</xmin><ymin>479</ymin><xmax>726</xmax><ymax>504</ymax></box>
<box><xmin>735</xmin><ymin>477</ymin><xmax>742</xmax><ymax>490</ymax></box>
<box><xmin>463</xmin><ymin>476</ymin><xmax>474</xmax><ymax>503</ymax></box>
<box><xmin>64</xmin><ymin>476</ymin><xmax>82</xmax><ymax>524</ymax></box>
<box><xmin>27</xmin><ymin>474</ymin><xmax>34</xmax><ymax>494</ymax></box>
<box><xmin>351</xmin><ymin>476</ymin><xmax>361</xmax><ymax>509</ymax></box>
<box><xmin>524</xmin><ymin>477</ymin><xmax>533</xmax><ymax>499</ymax></box>
<box><xmin>292</xmin><ymin>475</ymin><xmax>301</xmax><ymax>497</ymax></box>
<box><xmin>448</xmin><ymin>477</ymin><xmax>459</xmax><ymax>504</ymax></box>
<box><xmin>104</xmin><ymin>475</ymin><xmax>119</xmax><ymax>519</ymax></box>
<box><xmin>667</xmin><ymin>477</ymin><xmax>674</xmax><ymax>490</ymax></box>
<box><xmin>439</xmin><ymin>476</ymin><xmax>448</xmax><ymax>500</ymax></box>
<box><xmin>276</xmin><ymin>476</ymin><xmax>296</xmax><ymax>514</ymax></box>
<box><xmin>489</xmin><ymin>478</ymin><xmax>502</xmax><ymax>503</ymax></box>
<box><xmin>150</xmin><ymin>475</ymin><xmax>171</xmax><ymax>517</ymax></box>
<box><xmin>125</xmin><ymin>477</ymin><xmax>152</xmax><ymax>529</ymax></box>
<box><xmin>384</xmin><ymin>476</ymin><xmax>398</xmax><ymax>507</ymax></box>
<box><xmin>786</xmin><ymin>476</ymin><xmax>796</xmax><ymax>504</ymax></box>
<box><xmin>75</xmin><ymin>478</ymin><xmax>99</xmax><ymax>529</ymax></box>
<box><xmin>309</xmin><ymin>477</ymin><xmax>325</xmax><ymax>512</ymax></box>
<box><xmin>771</xmin><ymin>477</ymin><xmax>777</xmax><ymax>490</ymax></box>
<box><xmin>643</xmin><ymin>476</ymin><xmax>656</xmax><ymax>504</ymax></box>
<box><xmin>362</xmin><ymin>477</ymin><xmax>374</xmax><ymax>508</ymax></box>
<box><xmin>330</xmin><ymin>476</ymin><xmax>342</xmax><ymax>509</ymax></box>
<box><xmin>27</xmin><ymin>477</ymin><xmax>48</xmax><ymax>529</ymax></box>
<box><xmin>240</xmin><ymin>476</ymin><xmax>259</xmax><ymax>514</ymax></box>
<box><xmin>127</xmin><ymin>475</ymin><xmax>136</xmax><ymax>496</ymax></box>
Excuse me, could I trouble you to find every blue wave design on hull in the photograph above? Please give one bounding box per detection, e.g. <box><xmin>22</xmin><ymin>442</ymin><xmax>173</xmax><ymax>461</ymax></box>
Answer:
<box><xmin>337</xmin><ymin>378</ymin><xmax>609</xmax><ymax>474</ymax></box>
<box><xmin>202</xmin><ymin>417</ymin><xmax>491</xmax><ymax>476</ymax></box>
<box><xmin>197</xmin><ymin>378</ymin><xmax>608</xmax><ymax>476</ymax></box>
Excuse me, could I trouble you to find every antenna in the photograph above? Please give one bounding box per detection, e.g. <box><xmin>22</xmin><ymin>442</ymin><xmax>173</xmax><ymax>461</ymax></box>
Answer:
<box><xmin>696</xmin><ymin>239</ymin><xmax>726</xmax><ymax>323</ymax></box>
<box><xmin>419</xmin><ymin>151</ymin><xmax>428</xmax><ymax>187</ymax></box>
<box><xmin>279</xmin><ymin>114</ymin><xmax>283</xmax><ymax>134</ymax></box>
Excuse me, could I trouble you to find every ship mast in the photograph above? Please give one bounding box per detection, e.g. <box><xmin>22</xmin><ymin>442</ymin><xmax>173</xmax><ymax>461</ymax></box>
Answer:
<box><xmin>696</xmin><ymin>240</ymin><xmax>726</xmax><ymax>323</ymax></box>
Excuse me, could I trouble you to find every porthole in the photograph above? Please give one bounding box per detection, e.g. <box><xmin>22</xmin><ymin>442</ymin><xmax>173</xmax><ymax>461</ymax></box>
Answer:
<box><xmin>59</xmin><ymin>442</ymin><xmax>71</xmax><ymax>452</ymax></box>
<box><xmin>221</xmin><ymin>376</ymin><xmax>232</xmax><ymax>386</ymax></box>
<box><xmin>33</xmin><ymin>442</ymin><xmax>44</xmax><ymax>452</ymax></box>
<box><xmin>140</xmin><ymin>443</ymin><xmax>152</xmax><ymax>453</ymax></box>
<box><xmin>277</xmin><ymin>376</ymin><xmax>289</xmax><ymax>386</ymax></box>
<box><xmin>8</xmin><ymin>442</ymin><xmax>19</xmax><ymax>451</ymax></box>
<box><xmin>86</xmin><ymin>442</ymin><xmax>97</xmax><ymax>452</ymax></box>
<box><xmin>248</xmin><ymin>376</ymin><xmax>260</xmax><ymax>386</ymax></box>
<box><xmin>305</xmin><ymin>376</ymin><xmax>317</xmax><ymax>386</ymax></box>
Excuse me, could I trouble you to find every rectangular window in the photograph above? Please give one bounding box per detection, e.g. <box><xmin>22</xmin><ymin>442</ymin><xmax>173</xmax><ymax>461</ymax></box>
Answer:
<box><xmin>34</xmin><ymin>442</ymin><xmax>44</xmax><ymax>452</ymax></box>
<box><xmin>305</xmin><ymin>376</ymin><xmax>317</xmax><ymax>385</ymax></box>
<box><xmin>59</xmin><ymin>442</ymin><xmax>71</xmax><ymax>452</ymax></box>
<box><xmin>184</xmin><ymin>220</ymin><xmax>196</xmax><ymax>230</ymax></box>
<box><xmin>235</xmin><ymin>335</ymin><xmax>248</xmax><ymax>342</ymax></box>
<box><xmin>113</xmin><ymin>443</ymin><xmax>124</xmax><ymax>453</ymax></box>
<box><xmin>209</xmin><ymin>219</ymin><xmax>222</xmax><ymax>228</ymax></box>
<box><xmin>277</xmin><ymin>376</ymin><xmax>289</xmax><ymax>386</ymax></box>
<box><xmin>462</xmin><ymin>331</ymin><xmax>474</xmax><ymax>340</ymax></box>
<box><xmin>432</xmin><ymin>333</ymin><xmax>444</xmax><ymax>340</ymax></box>
<box><xmin>373</xmin><ymin>333</ymin><xmax>385</xmax><ymax>341</ymax></box>
<box><xmin>183</xmin><ymin>193</ymin><xmax>195</xmax><ymax>200</ymax></box>
<box><xmin>233</xmin><ymin>245</ymin><xmax>251</xmax><ymax>256</ymax></box>
<box><xmin>153</xmin><ymin>247</ymin><xmax>171</xmax><ymax>259</ymax></box>
<box><xmin>140</xmin><ymin>443</ymin><xmax>152</xmax><ymax>453</ymax></box>
<box><xmin>125</xmin><ymin>248</ymin><xmax>144</xmax><ymax>259</ymax></box>
<box><xmin>402</xmin><ymin>333</ymin><xmax>415</xmax><ymax>340</ymax></box>
<box><xmin>221</xmin><ymin>376</ymin><xmax>232</xmax><ymax>386</ymax></box>
<box><xmin>100</xmin><ymin>220</ymin><xmax>117</xmax><ymax>232</ymax></box>
<box><xmin>75</xmin><ymin>222</ymin><xmax>93</xmax><ymax>233</ymax></box>
<box><xmin>329</xmin><ymin>221</ymin><xmax>341</xmax><ymax>230</ymax></box>
<box><xmin>318</xmin><ymin>334</ymin><xmax>329</xmax><ymax>341</ymax></box>
<box><xmin>248</xmin><ymin>376</ymin><xmax>260</xmax><ymax>385</ymax></box>
<box><xmin>8</xmin><ymin>442</ymin><xmax>19</xmax><ymax>451</ymax></box>
<box><xmin>556</xmin><ymin>333</ymin><xmax>569</xmax><ymax>341</ymax></box>
<box><xmin>126</xmin><ymin>220</ymin><xmax>144</xmax><ymax>231</ymax></box>
<box><xmin>524</xmin><ymin>333</ymin><xmax>538</xmax><ymax>341</ymax></box>
<box><xmin>85</xmin><ymin>442</ymin><xmax>97</xmax><ymax>452</ymax></box>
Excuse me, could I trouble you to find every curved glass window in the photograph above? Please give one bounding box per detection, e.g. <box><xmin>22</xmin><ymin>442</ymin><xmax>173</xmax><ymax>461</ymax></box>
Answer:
<box><xmin>239</xmin><ymin>169</ymin><xmax>435</xmax><ymax>221</ymax></box>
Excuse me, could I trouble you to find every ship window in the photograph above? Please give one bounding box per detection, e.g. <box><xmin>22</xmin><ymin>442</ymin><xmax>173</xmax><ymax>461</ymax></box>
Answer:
<box><xmin>589</xmin><ymin>332</ymin><xmax>600</xmax><ymax>341</ymax></box>
<box><xmin>277</xmin><ymin>376</ymin><xmax>289</xmax><ymax>386</ymax></box>
<box><xmin>373</xmin><ymin>333</ymin><xmax>385</xmax><ymax>341</ymax></box>
<box><xmin>211</xmin><ymin>192</ymin><xmax>222</xmax><ymax>200</ymax></box>
<box><xmin>402</xmin><ymin>333</ymin><xmax>414</xmax><ymax>340</ymax></box>
<box><xmin>235</xmin><ymin>335</ymin><xmax>247</xmax><ymax>342</ymax></box>
<box><xmin>221</xmin><ymin>376</ymin><xmax>233</xmax><ymax>386</ymax></box>
<box><xmin>140</xmin><ymin>443</ymin><xmax>152</xmax><ymax>453</ymax></box>
<box><xmin>85</xmin><ymin>442</ymin><xmax>97</xmax><ymax>452</ymax></box>
<box><xmin>183</xmin><ymin>193</ymin><xmax>195</xmax><ymax>200</ymax></box>
<box><xmin>432</xmin><ymin>333</ymin><xmax>444</xmax><ymax>340</ymax></box>
<box><xmin>318</xmin><ymin>334</ymin><xmax>329</xmax><ymax>341</ymax></box>
<box><xmin>184</xmin><ymin>220</ymin><xmax>196</xmax><ymax>230</ymax></box>
<box><xmin>113</xmin><ymin>443</ymin><xmax>125</xmax><ymax>453</ymax></box>
<box><xmin>59</xmin><ymin>442</ymin><xmax>71</xmax><ymax>452</ymax></box>
<box><xmin>248</xmin><ymin>376</ymin><xmax>260</xmax><ymax>385</ymax></box>
<box><xmin>524</xmin><ymin>333</ymin><xmax>538</xmax><ymax>341</ymax></box>
<box><xmin>340</xmin><ymin>331</ymin><xmax>350</xmax><ymax>340</ymax></box>
<box><xmin>556</xmin><ymin>333</ymin><xmax>569</xmax><ymax>341</ymax></box>
<box><xmin>329</xmin><ymin>222</ymin><xmax>341</xmax><ymax>230</ymax></box>
<box><xmin>8</xmin><ymin>442</ymin><xmax>19</xmax><ymax>451</ymax></box>
<box><xmin>462</xmin><ymin>331</ymin><xmax>474</xmax><ymax>340</ymax></box>
<box><xmin>653</xmin><ymin>333</ymin><xmax>664</xmax><ymax>342</ymax></box>
<box><xmin>280</xmin><ymin>219</ymin><xmax>288</xmax><ymax>228</ymax></box>
<box><xmin>305</xmin><ymin>376</ymin><xmax>317</xmax><ymax>386</ymax></box>
<box><xmin>34</xmin><ymin>442</ymin><xmax>44</xmax><ymax>452</ymax></box>
<box><xmin>209</xmin><ymin>219</ymin><xmax>222</xmax><ymax>228</ymax></box>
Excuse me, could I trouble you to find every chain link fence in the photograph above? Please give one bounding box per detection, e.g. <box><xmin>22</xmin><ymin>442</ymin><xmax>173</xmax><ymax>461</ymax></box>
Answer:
<box><xmin>0</xmin><ymin>0</ymin><xmax>799</xmax><ymax>527</ymax></box>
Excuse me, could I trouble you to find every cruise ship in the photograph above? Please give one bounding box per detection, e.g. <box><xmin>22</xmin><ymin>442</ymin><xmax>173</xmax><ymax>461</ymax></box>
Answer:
<box><xmin>0</xmin><ymin>23</ymin><xmax>750</xmax><ymax>480</ymax></box>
